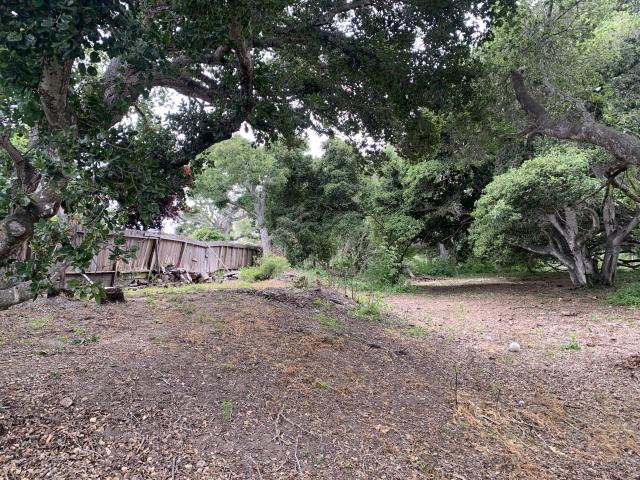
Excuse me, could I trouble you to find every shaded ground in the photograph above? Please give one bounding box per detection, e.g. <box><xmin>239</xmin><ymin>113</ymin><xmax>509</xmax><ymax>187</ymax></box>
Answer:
<box><xmin>1</xmin><ymin>276</ymin><xmax>639</xmax><ymax>479</ymax></box>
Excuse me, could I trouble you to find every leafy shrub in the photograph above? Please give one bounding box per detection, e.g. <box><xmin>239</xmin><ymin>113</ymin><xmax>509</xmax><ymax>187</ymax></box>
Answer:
<box><xmin>354</xmin><ymin>295</ymin><xmax>386</xmax><ymax>320</ymax></box>
<box><xmin>405</xmin><ymin>325</ymin><xmax>429</xmax><ymax>338</ymax></box>
<box><xmin>239</xmin><ymin>255</ymin><xmax>289</xmax><ymax>282</ymax></box>
<box><xmin>457</xmin><ymin>259</ymin><xmax>529</xmax><ymax>275</ymax></box>
<box><xmin>406</xmin><ymin>255</ymin><xmax>457</xmax><ymax>277</ymax></box>
<box><xmin>560</xmin><ymin>332</ymin><xmax>582</xmax><ymax>351</ymax></box>
<box><xmin>192</xmin><ymin>226</ymin><xmax>227</xmax><ymax>241</ymax></box>
<box><xmin>361</xmin><ymin>243</ymin><xmax>400</xmax><ymax>287</ymax></box>
<box><xmin>608</xmin><ymin>283</ymin><xmax>640</xmax><ymax>307</ymax></box>
<box><xmin>317</xmin><ymin>313</ymin><xmax>344</xmax><ymax>329</ymax></box>
<box><xmin>406</xmin><ymin>254</ymin><xmax>530</xmax><ymax>278</ymax></box>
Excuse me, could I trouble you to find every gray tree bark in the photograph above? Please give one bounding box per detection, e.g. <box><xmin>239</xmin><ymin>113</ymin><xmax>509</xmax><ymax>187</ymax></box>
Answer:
<box><xmin>252</xmin><ymin>187</ymin><xmax>271</xmax><ymax>255</ymax></box>
<box><xmin>521</xmin><ymin>208</ymin><xmax>597</xmax><ymax>286</ymax></box>
<box><xmin>511</xmin><ymin>69</ymin><xmax>640</xmax><ymax>170</ymax></box>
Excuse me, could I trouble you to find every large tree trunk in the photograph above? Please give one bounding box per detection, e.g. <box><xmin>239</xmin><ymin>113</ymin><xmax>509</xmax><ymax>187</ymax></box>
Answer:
<box><xmin>600</xmin><ymin>249</ymin><xmax>619</xmax><ymax>286</ymax></box>
<box><xmin>599</xmin><ymin>197</ymin><xmax>640</xmax><ymax>285</ymax></box>
<box><xmin>522</xmin><ymin>208</ymin><xmax>597</xmax><ymax>287</ymax></box>
<box><xmin>252</xmin><ymin>188</ymin><xmax>271</xmax><ymax>255</ymax></box>
<box><xmin>600</xmin><ymin>196</ymin><xmax>620</xmax><ymax>285</ymax></box>
<box><xmin>566</xmin><ymin>256</ymin><xmax>594</xmax><ymax>286</ymax></box>
<box><xmin>438</xmin><ymin>242</ymin><xmax>449</xmax><ymax>259</ymax></box>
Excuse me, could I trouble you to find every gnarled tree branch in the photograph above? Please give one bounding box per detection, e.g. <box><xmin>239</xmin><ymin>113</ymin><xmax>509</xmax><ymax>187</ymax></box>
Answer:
<box><xmin>0</xmin><ymin>281</ymin><xmax>34</xmax><ymax>310</ymax></box>
<box><xmin>511</xmin><ymin>68</ymin><xmax>640</xmax><ymax>169</ymax></box>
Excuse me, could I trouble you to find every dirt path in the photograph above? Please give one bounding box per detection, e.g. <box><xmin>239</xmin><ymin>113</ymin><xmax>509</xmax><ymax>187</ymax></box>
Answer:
<box><xmin>384</xmin><ymin>275</ymin><xmax>640</xmax><ymax>478</ymax></box>
<box><xmin>385</xmin><ymin>275</ymin><xmax>639</xmax><ymax>362</ymax></box>
<box><xmin>1</xmin><ymin>277</ymin><xmax>638</xmax><ymax>479</ymax></box>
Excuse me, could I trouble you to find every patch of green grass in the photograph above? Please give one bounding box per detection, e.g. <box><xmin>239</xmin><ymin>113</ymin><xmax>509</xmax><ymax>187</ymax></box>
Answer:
<box><xmin>69</xmin><ymin>334</ymin><xmax>99</xmax><ymax>346</ymax></box>
<box><xmin>296</xmin><ymin>267</ymin><xmax>417</xmax><ymax>294</ymax></box>
<box><xmin>312</xmin><ymin>297</ymin><xmax>331</xmax><ymax>309</ymax></box>
<box><xmin>28</xmin><ymin>316</ymin><xmax>52</xmax><ymax>330</ymax></box>
<box><xmin>126</xmin><ymin>281</ymin><xmax>254</xmax><ymax>298</ymax></box>
<box><xmin>239</xmin><ymin>255</ymin><xmax>289</xmax><ymax>282</ymax></box>
<box><xmin>317</xmin><ymin>313</ymin><xmax>344</xmax><ymax>330</ymax></box>
<box><xmin>184</xmin><ymin>304</ymin><xmax>195</xmax><ymax>315</ymax></box>
<box><xmin>67</xmin><ymin>328</ymin><xmax>98</xmax><ymax>346</ymax></box>
<box><xmin>405</xmin><ymin>325</ymin><xmax>429</xmax><ymax>338</ymax></box>
<box><xmin>560</xmin><ymin>332</ymin><xmax>582</xmax><ymax>351</ymax></box>
<box><xmin>220</xmin><ymin>400</ymin><xmax>234</xmax><ymax>421</ymax></box>
<box><xmin>313</xmin><ymin>379</ymin><xmax>332</xmax><ymax>390</ymax></box>
<box><xmin>607</xmin><ymin>282</ymin><xmax>640</xmax><ymax>307</ymax></box>
<box><xmin>221</xmin><ymin>362</ymin><xmax>236</xmax><ymax>370</ymax></box>
<box><xmin>29</xmin><ymin>316</ymin><xmax>53</xmax><ymax>330</ymax></box>
<box><xmin>353</xmin><ymin>303</ymin><xmax>382</xmax><ymax>320</ymax></box>
<box><xmin>353</xmin><ymin>295</ymin><xmax>385</xmax><ymax>320</ymax></box>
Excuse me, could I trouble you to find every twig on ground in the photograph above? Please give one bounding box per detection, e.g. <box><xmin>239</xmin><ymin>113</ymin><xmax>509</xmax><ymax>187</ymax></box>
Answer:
<box><xmin>248</xmin><ymin>454</ymin><xmax>263</xmax><ymax>480</ymax></box>
<box><xmin>271</xmin><ymin>459</ymin><xmax>288</xmax><ymax>474</ymax></box>
<box><xmin>294</xmin><ymin>435</ymin><xmax>303</xmax><ymax>477</ymax></box>
<box><xmin>171</xmin><ymin>456</ymin><xmax>177</xmax><ymax>480</ymax></box>
<box><xmin>452</xmin><ymin>364</ymin><xmax>459</xmax><ymax>409</ymax></box>
<box><xmin>273</xmin><ymin>406</ymin><xmax>284</xmax><ymax>442</ymax></box>
<box><xmin>281</xmin><ymin>412</ymin><xmax>315</xmax><ymax>436</ymax></box>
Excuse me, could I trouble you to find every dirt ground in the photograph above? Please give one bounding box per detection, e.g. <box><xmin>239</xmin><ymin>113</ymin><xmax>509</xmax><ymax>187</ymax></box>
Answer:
<box><xmin>1</xmin><ymin>275</ymin><xmax>639</xmax><ymax>479</ymax></box>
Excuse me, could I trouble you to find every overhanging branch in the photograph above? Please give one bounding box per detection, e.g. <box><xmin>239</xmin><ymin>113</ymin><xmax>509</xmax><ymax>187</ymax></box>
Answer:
<box><xmin>511</xmin><ymin>68</ymin><xmax>640</xmax><ymax>169</ymax></box>
<box><xmin>0</xmin><ymin>136</ymin><xmax>27</xmax><ymax>180</ymax></box>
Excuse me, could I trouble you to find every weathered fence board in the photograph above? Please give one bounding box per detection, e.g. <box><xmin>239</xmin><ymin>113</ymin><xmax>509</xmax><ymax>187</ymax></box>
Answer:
<box><xmin>21</xmin><ymin>227</ymin><xmax>260</xmax><ymax>287</ymax></box>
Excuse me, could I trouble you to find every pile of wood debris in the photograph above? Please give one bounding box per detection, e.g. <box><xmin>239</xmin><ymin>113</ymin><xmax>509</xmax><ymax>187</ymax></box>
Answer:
<box><xmin>126</xmin><ymin>265</ymin><xmax>241</xmax><ymax>290</ymax></box>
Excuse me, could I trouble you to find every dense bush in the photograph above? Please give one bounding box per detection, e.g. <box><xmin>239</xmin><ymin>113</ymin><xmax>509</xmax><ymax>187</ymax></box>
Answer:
<box><xmin>191</xmin><ymin>226</ymin><xmax>227</xmax><ymax>241</ymax></box>
<box><xmin>406</xmin><ymin>256</ymin><xmax>457</xmax><ymax>277</ymax></box>
<box><xmin>406</xmin><ymin>254</ymin><xmax>530</xmax><ymax>277</ymax></box>
<box><xmin>360</xmin><ymin>243</ymin><xmax>402</xmax><ymax>287</ymax></box>
<box><xmin>239</xmin><ymin>256</ymin><xmax>289</xmax><ymax>282</ymax></box>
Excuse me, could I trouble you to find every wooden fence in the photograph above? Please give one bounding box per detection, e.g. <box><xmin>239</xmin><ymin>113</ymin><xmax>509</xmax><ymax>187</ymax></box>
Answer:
<box><xmin>57</xmin><ymin>228</ymin><xmax>261</xmax><ymax>287</ymax></box>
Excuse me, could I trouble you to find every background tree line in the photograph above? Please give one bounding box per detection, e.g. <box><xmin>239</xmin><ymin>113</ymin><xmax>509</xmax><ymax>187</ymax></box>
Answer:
<box><xmin>184</xmin><ymin>0</ymin><xmax>640</xmax><ymax>288</ymax></box>
<box><xmin>1</xmin><ymin>0</ymin><xmax>639</xmax><ymax>308</ymax></box>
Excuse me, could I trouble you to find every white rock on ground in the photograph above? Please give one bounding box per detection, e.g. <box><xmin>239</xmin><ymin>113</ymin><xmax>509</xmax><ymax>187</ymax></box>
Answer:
<box><xmin>508</xmin><ymin>341</ymin><xmax>521</xmax><ymax>352</ymax></box>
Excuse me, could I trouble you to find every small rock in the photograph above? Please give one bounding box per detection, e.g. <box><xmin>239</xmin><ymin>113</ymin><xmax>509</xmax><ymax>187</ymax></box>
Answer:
<box><xmin>508</xmin><ymin>342</ymin><xmax>521</xmax><ymax>352</ymax></box>
<box><xmin>517</xmin><ymin>400</ymin><xmax>525</xmax><ymax>407</ymax></box>
<box><xmin>561</xmin><ymin>311</ymin><xmax>577</xmax><ymax>317</ymax></box>
<box><xmin>60</xmin><ymin>397</ymin><xmax>73</xmax><ymax>408</ymax></box>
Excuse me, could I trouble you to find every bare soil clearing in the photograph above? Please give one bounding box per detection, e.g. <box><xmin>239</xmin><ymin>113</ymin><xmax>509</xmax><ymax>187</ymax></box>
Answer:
<box><xmin>1</xmin><ymin>276</ymin><xmax>638</xmax><ymax>479</ymax></box>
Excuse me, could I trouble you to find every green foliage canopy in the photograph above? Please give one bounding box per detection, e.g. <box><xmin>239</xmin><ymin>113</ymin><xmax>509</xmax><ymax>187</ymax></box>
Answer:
<box><xmin>472</xmin><ymin>147</ymin><xmax>600</xmax><ymax>262</ymax></box>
